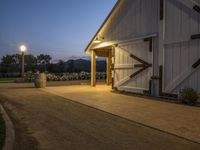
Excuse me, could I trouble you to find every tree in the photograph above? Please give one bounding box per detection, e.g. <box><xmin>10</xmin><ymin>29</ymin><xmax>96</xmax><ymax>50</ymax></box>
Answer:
<box><xmin>25</xmin><ymin>55</ymin><xmax>37</xmax><ymax>65</ymax></box>
<box><xmin>37</xmin><ymin>54</ymin><xmax>52</xmax><ymax>65</ymax></box>
<box><xmin>67</xmin><ymin>59</ymin><xmax>75</xmax><ymax>73</ymax></box>
<box><xmin>1</xmin><ymin>54</ymin><xmax>18</xmax><ymax>66</ymax></box>
<box><xmin>37</xmin><ymin>54</ymin><xmax>52</xmax><ymax>72</ymax></box>
<box><xmin>24</xmin><ymin>55</ymin><xmax>37</xmax><ymax>71</ymax></box>
<box><xmin>0</xmin><ymin>54</ymin><xmax>20</xmax><ymax>73</ymax></box>
<box><xmin>57</xmin><ymin>59</ymin><xmax>65</xmax><ymax>73</ymax></box>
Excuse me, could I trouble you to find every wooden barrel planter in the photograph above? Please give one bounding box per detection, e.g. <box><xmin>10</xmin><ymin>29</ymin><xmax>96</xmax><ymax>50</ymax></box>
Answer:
<box><xmin>34</xmin><ymin>73</ymin><xmax>46</xmax><ymax>88</ymax></box>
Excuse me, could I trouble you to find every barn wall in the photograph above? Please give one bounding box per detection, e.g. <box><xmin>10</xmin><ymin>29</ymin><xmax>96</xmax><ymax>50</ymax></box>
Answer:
<box><xmin>99</xmin><ymin>0</ymin><xmax>159</xmax><ymax>93</ymax></box>
<box><xmin>163</xmin><ymin>0</ymin><xmax>200</xmax><ymax>93</ymax></box>
<box><xmin>90</xmin><ymin>0</ymin><xmax>200</xmax><ymax>95</ymax></box>
<box><xmin>194</xmin><ymin>0</ymin><xmax>200</xmax><ymax>5</ymax></box>
<box><xmin>102</xmin><ymin>0</ymin><xmax>159</xmax><ymax>41</ymax></box>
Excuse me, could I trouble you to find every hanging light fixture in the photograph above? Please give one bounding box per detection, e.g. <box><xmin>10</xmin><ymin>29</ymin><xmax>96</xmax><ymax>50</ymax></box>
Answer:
<box><xmin>93</xmin><ymin>35</ymin><xmax>104</xmax><ymax>43</ymax></box>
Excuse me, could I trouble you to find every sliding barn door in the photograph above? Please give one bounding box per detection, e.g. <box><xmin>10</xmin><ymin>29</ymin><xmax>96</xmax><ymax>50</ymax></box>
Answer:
<box><xmin>162</xmin><ymin>0</ymin><xmax>200</xmax><ymax>94</ymax></box>
<box><xmin>113</xmin><ymin>39</ymin><xmax>153</xmax><ymax>94</ymax></box>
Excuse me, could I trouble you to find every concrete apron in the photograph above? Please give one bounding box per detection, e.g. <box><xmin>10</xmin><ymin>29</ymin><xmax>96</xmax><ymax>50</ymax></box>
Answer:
<box><xmin>43</xmin><ymin>85</ymin><xmax>200</xmax><ymax>144</ymax></box>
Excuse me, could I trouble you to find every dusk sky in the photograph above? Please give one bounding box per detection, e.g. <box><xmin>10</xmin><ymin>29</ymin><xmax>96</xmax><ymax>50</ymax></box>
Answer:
<box><xmin>0</xmin><ymin>0</ymin><xmax>116</xmax><ymax>61</ymax></box>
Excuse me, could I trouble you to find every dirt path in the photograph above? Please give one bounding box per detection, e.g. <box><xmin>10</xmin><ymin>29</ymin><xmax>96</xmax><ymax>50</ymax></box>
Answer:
<box><xmin>0</xmin><ymin>83</ymin><xmax>200</xmax><ymax>150</ymax></box>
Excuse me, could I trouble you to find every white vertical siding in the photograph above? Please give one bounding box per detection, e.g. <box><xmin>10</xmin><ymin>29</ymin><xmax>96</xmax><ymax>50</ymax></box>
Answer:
<box><xmin>103</xmin><ymin>0</ymin><xmax>159</xmax><ymax>42</ymax></box>
<box><xmin>163</xmin><ymin>0</ymin><xmax>200</xmax><ymax>93</ymax></box>
<box><xmin>194</xmin><ymin>0</ymin><xmax>200</xmax><ymax>5</ymax></box>
<box><xmin>101</xmin><ymin>0</ymin><xmax>158</xmax><ymax>93</ymax></box>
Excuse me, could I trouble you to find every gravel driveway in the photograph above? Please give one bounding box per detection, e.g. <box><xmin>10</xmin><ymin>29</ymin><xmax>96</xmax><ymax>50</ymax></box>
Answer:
<box><xmin>0</xmin><ymin>82</ymin><xmax>199</xmax><ymax>150</ymax></box>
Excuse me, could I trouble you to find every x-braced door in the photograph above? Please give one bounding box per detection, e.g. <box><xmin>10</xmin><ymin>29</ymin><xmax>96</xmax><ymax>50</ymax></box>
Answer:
<box><xmin>113</xmin><ymin>38</ymin><xmax>153</xmax><ymax>94</ymax></box>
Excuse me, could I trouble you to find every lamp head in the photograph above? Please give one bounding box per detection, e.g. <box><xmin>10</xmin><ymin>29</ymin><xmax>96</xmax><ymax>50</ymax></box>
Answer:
<box><xmin>20</xmin><ymin>45</ymin><xmax>27</xmax><ymax>52</ymax></box>
<box><xmin>94</xmin><ymin>38</ymin><xmax>102</xmax><ymax>43</ymax></box>
<box><xmin>93</xmin><ymin>36</ymin><xmax>104</xmax><ymax>44</ymax></box>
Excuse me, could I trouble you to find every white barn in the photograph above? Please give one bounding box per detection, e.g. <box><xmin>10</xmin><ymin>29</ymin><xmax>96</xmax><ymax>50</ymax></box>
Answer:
<box><xmin>85</xmin><ymin>0</ymin><xmax>200</xmax><ymax>97</ymax></box>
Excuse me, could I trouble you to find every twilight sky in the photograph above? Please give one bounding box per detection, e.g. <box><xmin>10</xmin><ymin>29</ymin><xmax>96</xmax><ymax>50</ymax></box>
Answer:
<box><xmin>0</xmin><ymin>0</ymin><xmax>116</xmax><ymax>61</ymax></box>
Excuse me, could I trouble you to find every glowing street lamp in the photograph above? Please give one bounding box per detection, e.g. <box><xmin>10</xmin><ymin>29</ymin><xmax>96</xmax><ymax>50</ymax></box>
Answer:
<box><xmin>19</xmin><ymin>45</ymin><xmax>27</xmax><ymax>77</ymax></box>
<box><xmin>20</xmin><ymin>45</ymin><xmax>26</xmax><ymax>52</ymax></box>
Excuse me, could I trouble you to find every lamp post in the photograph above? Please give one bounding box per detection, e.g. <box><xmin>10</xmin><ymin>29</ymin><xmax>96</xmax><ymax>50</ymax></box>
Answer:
<box><xmin>19</xmin><ymin>45</ymin><xmax>27</xmax><ymax>77</ymax></box>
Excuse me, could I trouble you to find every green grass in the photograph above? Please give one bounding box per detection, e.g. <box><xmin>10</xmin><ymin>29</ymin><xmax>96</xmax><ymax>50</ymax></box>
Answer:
<box><xmin>0</xmin><ymin>78</ymin><xmax>15</xmax><ymax>83</ymax></box>
<box><xmin>0</xmin><ymin>113</ymin><xmax>6</xmax><ymax>150</ymax></box>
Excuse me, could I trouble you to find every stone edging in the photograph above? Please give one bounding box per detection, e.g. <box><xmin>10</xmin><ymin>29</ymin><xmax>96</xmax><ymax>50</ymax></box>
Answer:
<box><xmin>0</xmin><ymin>105</ymin><xmax>15</xmax><ymax>150</ymax></box>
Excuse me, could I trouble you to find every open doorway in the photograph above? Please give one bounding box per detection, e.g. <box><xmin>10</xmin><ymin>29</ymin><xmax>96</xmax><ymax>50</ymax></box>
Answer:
<box><xmin>90</xmin><ymin>48</ymin><xmax>113</xmax><ymax>87</ymax></box>
<box><xmin>95</xmin><ymin>57</ymin><xmax>106</xmax><ymax>84</ymax></box>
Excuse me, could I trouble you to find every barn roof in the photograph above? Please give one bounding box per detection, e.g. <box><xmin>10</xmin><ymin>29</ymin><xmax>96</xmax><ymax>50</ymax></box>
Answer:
<box><xmin>84</xmin><ymin>0</ymin><xmax>124</xmax><ymax>53</ymax></box>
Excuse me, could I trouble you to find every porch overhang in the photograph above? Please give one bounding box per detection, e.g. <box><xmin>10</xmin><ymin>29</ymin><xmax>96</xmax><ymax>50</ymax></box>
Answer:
<box><xmin>90</xmin><ymin>41</ymin><xmax>115</xmax><ymax>57</ymax></box>
<box><xmin>90</xmin><ymin>42</ymin><xmax>114</xmax><ymax>87</ymax></box>
<box><xmin>84</xmin><ymin>0</ymin><xmax>124</xmax><ymax>54</ymax></box>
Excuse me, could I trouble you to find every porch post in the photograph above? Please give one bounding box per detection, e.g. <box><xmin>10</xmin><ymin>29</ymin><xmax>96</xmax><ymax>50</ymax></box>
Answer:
<box><xmin>106</xmin><ymin>51</ymin><xmax>112</xmax><ymax>85</ymax></box>
<box><xmin>91</xmin><ymin>50</ymin><xmax>96</xmax><ymax>86</ymax></box>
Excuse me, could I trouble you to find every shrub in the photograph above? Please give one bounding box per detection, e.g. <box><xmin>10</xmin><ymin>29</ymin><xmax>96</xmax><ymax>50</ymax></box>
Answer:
<box><xmin>178</xmin><ymin>87</ymin><xmax>199</xmax><ymax>105</ymax></box>
<box><xmin>24</xmin><ymin>71</ymin><xmax>34</xmax><ymax>82</ymax></box>
<box><xmin>22</xmin><ymin>71</ymin><xmax>106</xmax><ymax>82</ymax></box>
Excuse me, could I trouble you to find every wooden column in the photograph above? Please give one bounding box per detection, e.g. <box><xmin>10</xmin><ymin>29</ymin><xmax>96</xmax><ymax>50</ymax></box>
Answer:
<box><xmin>91</xmin><ymin>50</ymin><xmax>96</xmax><ymax>86</ymax></box>
<box><xmin>106</xmin><ymin>51</ymin><xmax>112</xmax><ymax>85</ymax></box>
<box><xmin>111</xmin><ymin>47</ymin><xmax>115</xmax><ymax>89</ymax></box>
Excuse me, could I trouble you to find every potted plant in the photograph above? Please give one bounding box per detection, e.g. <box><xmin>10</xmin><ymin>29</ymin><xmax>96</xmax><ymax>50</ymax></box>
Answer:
<box><xmin>34</xmin><ymin>71</ymin><xmax>47</xmax><ymax>88</ymax></box>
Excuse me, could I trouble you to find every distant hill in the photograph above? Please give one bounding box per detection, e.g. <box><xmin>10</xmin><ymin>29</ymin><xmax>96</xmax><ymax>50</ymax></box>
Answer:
<box><xmin>64</xmin><ymin>59</ymin><xmax>106</xmax><ymax>72</ymax></box>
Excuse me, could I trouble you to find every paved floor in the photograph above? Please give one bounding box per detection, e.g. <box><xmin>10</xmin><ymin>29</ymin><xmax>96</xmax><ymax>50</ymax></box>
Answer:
<box><xmin>0</xmin><ymin>82</ymin><xmax>200</xmax><ymax>150</ymax></box>
<box><xmin>43</xmin><ymin>84</ymin><xmax>200</xmax><ymax>144</ymax></box>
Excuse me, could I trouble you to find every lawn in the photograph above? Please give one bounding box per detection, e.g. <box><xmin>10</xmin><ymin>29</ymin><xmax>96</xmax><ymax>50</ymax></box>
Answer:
<box><xmin>0</xmin><ymin>113</ymin><xmax>6</xmax><ymax>150</ymax></box>
<box><xmin>0</xmin><ymin>78</ymin><xmax>15</xmax><ymax>83</ymax></box>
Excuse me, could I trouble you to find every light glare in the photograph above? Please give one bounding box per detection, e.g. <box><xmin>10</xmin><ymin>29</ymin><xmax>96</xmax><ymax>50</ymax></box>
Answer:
<box><xmin>93</xmin><ymin>40</ymin><xmax>102</xmax><ymax>43</ymax></box>
<box><xmin>20</xmin><ymin>45</ymin><xmax>27</xmax><ymax>52</ymax></box>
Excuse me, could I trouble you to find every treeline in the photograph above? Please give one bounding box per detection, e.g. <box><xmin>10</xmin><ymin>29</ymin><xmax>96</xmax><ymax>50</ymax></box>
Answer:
<box><xmin>0</xmin><ymin>54</ymin><xmax>106</xmax><ymax>75</ymax></box>
<box><xmin>0</xmin><ymin>54</ymin><xmax>53</xmax><ymax>73</ymax></box>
